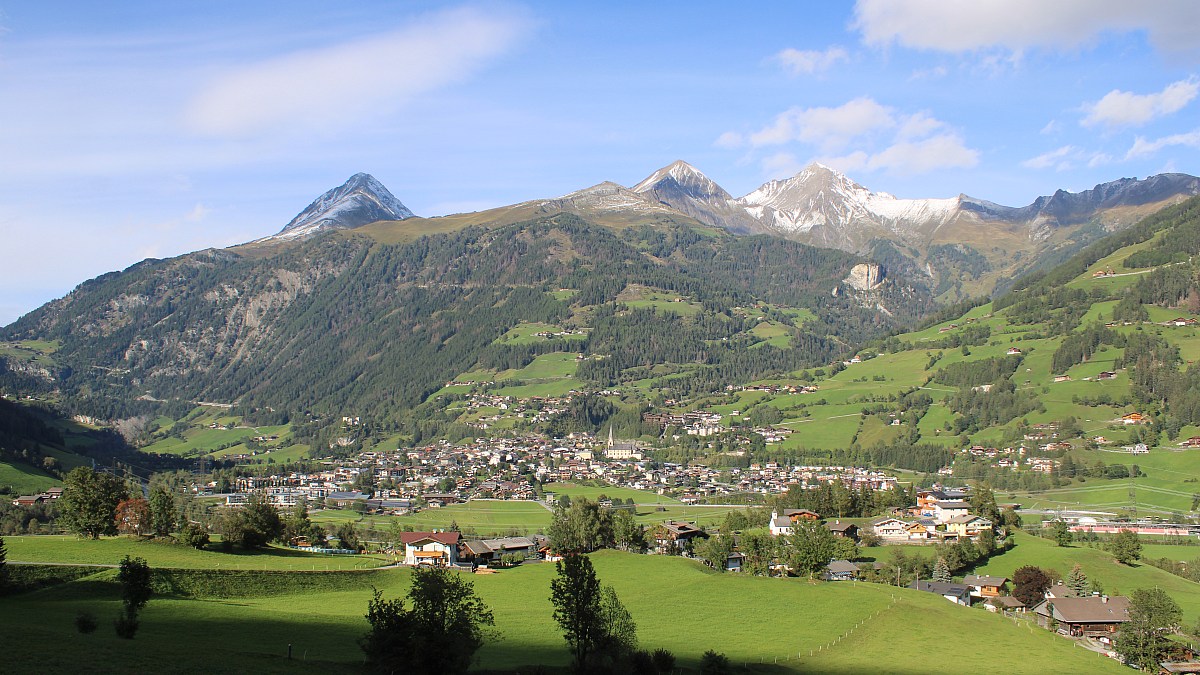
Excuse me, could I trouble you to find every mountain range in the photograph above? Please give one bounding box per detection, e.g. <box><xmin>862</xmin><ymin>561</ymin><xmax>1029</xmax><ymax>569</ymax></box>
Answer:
<box><xmin>260</xmin><ymin>163</ymin><xmax>1199</xmax><ymax>299</ymax></box>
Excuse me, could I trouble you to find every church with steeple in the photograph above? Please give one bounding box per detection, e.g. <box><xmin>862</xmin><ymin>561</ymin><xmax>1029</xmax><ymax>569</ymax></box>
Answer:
<box><xmin>604</xmin><ymin>425</ymin><xmax>643</xmax><ymax>460</ymax></box>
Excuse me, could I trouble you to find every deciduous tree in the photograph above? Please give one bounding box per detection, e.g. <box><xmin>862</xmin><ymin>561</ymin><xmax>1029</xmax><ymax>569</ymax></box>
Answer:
<box><xmin>114</xmin><ymin>498</ymin><xmax>151</xmax><ymax>537</ymax></box>
<box><xmin>1012</xmin><ymin>565</ymin><xmax>1051</xmax><ymax>608</ymax></box>
<box><xmin>787</xmin><ymin>520</ymin><xmax>835</xmax><ymax>579</ymax></box>
<box><xmin>1116</xmin><ymin>587</ymin><xmax>1182</xmax><ymax>670</ymax></box>
<box><xmin>360</xmin><ymin>566</ymin><xmax>495</xmax><ymax>674</ymax></box>
<box><xmin>148</xmin><ymin>487</ymin><xmax>176</xmax><ymax>537</ymax></box>
<box><xmin>59</xmin><ymin>467</ymin><xmax>128</xmax><ymax>539</ymax></box>
<box><xmin>550</xmin><ymin>553</ymin><xmax>605</xmax><ymax>670</ymax></box>
<box><xmin>1109</xmin><ymin>529</ymin><xmax>1142</xmax><ymax>565</ymax></box>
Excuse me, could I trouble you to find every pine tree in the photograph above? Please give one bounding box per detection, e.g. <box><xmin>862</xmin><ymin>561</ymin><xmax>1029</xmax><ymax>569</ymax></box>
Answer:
<box><xmin>1066</xmin><ymin>564</ymin><xmax>1089</xmax><ymax>597</ymax></box>
<box><xmin>932</xmin><ymin>557</ymin><xmax>952</xmax><ymax>583</ymax></box>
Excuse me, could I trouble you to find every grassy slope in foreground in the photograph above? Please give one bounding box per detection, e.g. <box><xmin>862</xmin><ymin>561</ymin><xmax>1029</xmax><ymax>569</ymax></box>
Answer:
<box><xmin>1</xmin><ymin>549</ymin><xmax>1125</xmax><ymax>674</ymax></box>
<box><xmin>5</xmin><ymin>535</ymin><xmax>390</xmax><ymax>570</ymax></box>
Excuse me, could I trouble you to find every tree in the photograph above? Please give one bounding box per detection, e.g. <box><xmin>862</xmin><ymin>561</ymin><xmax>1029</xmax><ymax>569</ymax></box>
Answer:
<box><xmin>114</xmin><ymin>498</ymin><xmax>152</xmax><ymax>537</ymax></box>
<box><xmin>596</xmin><ymin>584</ymin><xmax>638</xmax><ymax>667</ymax></box>
<box><xmin>0</xmin><ymin>535</ymin><xmax>7</xmax><ymax>590</ymax></box>
<box><xmin>59</xmin><ymin>467</ymin><xmax>129</xmax><ymax>539</ymax></box>
<box><xmin>695</xmin><ymin>534</ymin><xmax>733</xmax><ymax>572</ymax></box>
<box><xmin>114</xmin><ymin>555</ymin><xmax>151</xmax><ymax>639</ymax></box>
<box><xmin>360</xmin><ymin>566</ymin><xmax>495</xmax><ymax>674</ymax></box>
<box><xmin>932</xmin><ymin>557</ymin><xmax>952</xmax><ymax>583</ymax></box>
<box><xmin>1109</xmin><ymin>528</ymin><xmax>1142</xmax><ymax>565</ymax></box>
<box><xmin>699</xmin><ymin>649</ymin><xmax>731</xmax><ymax>675</ymax></box>
<box><xmin>550</xmin><ymin>553</ymin><xmax>604</xmax><ymax>670</ymax></box>
<box><xmin>739</xmin><ymin>531</ymin><xmax>775</xmax><ymax>576</ymax></box>
<box><xmin>650</xmin><ymin>648</ymin><xmax>675</xmax><ymax>674</ymax></box>
<box><xmin>1012</xmin><ymin>565</ymin><xmax>1051</xmax><ymax>608</ymax></box>
<box><xmin>178</xmin><ymin>522</ymin><xmax>209</xmax><ymax>549</ymax></box>
<box><xmin>788</xmin><ymin>520</ymin><xmax>836</xmax><ymax>579</ymax></box>
<box><xmin>1051</xmin><ymin>520</ymin><xmax>1072</xmax><ymax>547</ymax></box>
<box><xmin>1066</xmin><ymin>564</ymin><xmax>1089</xmax><ymax>596</ymax></box>
<box><xmin>1115</xmin><ymin>587</ymin><xmax>1182</xmax><ymax>670</ymax></box>
<box><xmin>148</xmin><ymin>487</ymin><xmax>176</xmax><ymax>537</ymax></box>
<box><xmin>612</xmin><ymin>508</ymin><xmax>645</xmax><ymax>552</ymax></box>
<box><xmin>548</xmin><ymin>498</ymin><xmax>614</xmax><ymax>554</ymax></box>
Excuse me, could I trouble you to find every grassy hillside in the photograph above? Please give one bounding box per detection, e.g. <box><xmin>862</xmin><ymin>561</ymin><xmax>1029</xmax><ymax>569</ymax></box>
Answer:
<box><xmin>0</xmin><ymin>549</ymin><xmax>1127</xmax><ymax>674</ymax></box>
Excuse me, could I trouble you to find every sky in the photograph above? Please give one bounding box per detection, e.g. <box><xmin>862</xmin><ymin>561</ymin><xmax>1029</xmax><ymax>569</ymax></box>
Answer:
<box><xmin>2</xmin><ymin>1</ymin><xmax>1199</xmax><ymax>325</ymax></box>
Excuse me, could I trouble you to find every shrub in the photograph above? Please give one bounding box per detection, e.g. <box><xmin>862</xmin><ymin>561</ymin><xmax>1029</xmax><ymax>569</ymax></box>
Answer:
<box><xmin>113</xmin><ymin>613</ymin><xmax>139</xmax><ymax>639</ymax></box>
<box><xmin>75</xmin><ymin>612</ymin><xmax>98</xmax><ymax>634</ymax></box>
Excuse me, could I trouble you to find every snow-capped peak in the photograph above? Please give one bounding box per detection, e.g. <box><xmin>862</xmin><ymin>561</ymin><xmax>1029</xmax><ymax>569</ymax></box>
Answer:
<box><xmin>633</xmin><ymin>160</ymin><xmax>733</xmax><ymax>201</ymax></box>
<box><xmin>263</xmin><ymin>173</ymin><xmax>415</xmax><ymax>242</ymax></box>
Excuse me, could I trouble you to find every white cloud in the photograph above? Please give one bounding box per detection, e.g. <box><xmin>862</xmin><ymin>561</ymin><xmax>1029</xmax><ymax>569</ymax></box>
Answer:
<box><xmin>1082</xmin><ymin>77</ymin><xmax>1199</xmax><ymax>128</ymax></box>
<box><xmin>772</xmin><ymin>46</ymin><xmax>848</xmax><ymax>75</ymax></box>
<box><xmin>864</xmin><ymin>134</ymin><xmax>979</xmax><ymax>173</ymax></box>
<box><xmin>726</xmin><ymin>97</ymin><xmax>978</xmax><ymax>176</ymax></box>
<box><xmin>748</xmin><ymin>97</ymin><xmax>894</xmax><ymax>151</ymax></box>
<box><xmin>852</xmin><ymin>0</ymin><xmax>1200</xmax><ymax>57</ymax></box>
<box><xmin>714</xmin><ymin>131</ymin><xmax>744</xmax><ymax>149</ymax></box>
<box><xmin>1040</xmin><ymin>120</ymin><xmax>1060</xmax><ymax>135</ymax></box>
<box><xmin>761</xmin><ymin>152</ymin><xmax>803</xmax><ymax>178</ymax></box>
<box><xmin>1125</xmin><ymin>129</ymin><xmax>1200</xmax><ymax>158</ymax></box>
<box><xmin>1022</xmin><ymin>145</ymin><xmax>1112</xmax><ymax>170</ymax></box>
<box><xmin>185</xmin><ymin>7</ymin><xmax>530</xmax><ymax>137</ymax></box>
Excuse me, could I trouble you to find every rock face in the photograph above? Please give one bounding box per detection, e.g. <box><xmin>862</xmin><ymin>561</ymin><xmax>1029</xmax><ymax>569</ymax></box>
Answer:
<box><xmin>844</xmin><ymin>263</ymin><xmax>885</xmax><ymax>291</ymax></box>
<box><xmin>265</xmin><ymin>173</ymin><xmax>415</xmax><ymax>242</ymax></box>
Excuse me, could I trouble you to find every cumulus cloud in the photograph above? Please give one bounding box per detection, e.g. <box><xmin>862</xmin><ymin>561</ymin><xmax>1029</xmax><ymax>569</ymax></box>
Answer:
<box><xmin>185</xmin><ymin>7</ymin><xmax>530</xmax><ymax>137</ymax></box>
<box><xmin>852</xmin><ymin>0</ymin><xmax>1200</xmax><ymax>57</ymax></box>
<box><xmin>726</xmin><ymin>97</ymin><xmax>978</xmax><ymax>177</ymax></box>
<box><xmin>1022</xmin><ymin>145</ymin><xmax>1111</xmax><ymax>170</ymax></box>
<box><xmin>772</xmin><ymin>46</ymin><xmax>848</xmax><ymax>75</ymax></box>
<box><xmin>1126</xmin><ymin>129</ymin><xmax>1200</xmax><ymax>158</ymax></box>
<box><xmin>1082</xmin><ymin>77</ymin><xmax>1199</xmax><ymax>128</ymax></box>
<box><xmin>714</xmin><ymin>131</ymin><xmax>744</xmax><ymax>149</ymax></box>
<box><xmin>747</xmin><ymin>97</ymin><xmax>894</xmax><ymax>151</ymax></box>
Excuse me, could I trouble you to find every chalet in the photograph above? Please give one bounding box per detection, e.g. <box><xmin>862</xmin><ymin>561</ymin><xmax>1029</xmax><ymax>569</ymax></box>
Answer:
<box><xmin>986</xmin><ymin>596</ymin><xmax>1026</xmax><ymax>614</ymax></box>
<box><xmin>822</xmin><ymin>560</ymin><xmax>861</xmax><ymax>581</ymax></box>
<box><xmin>783</xmin><ymin>509</ymin><xmax>820</xmax><ymax>522</ymax></box>
<box><xmin>908</xmin><ymin>580</ymin><xmax>972</xmax><ymax>606</ymax></box>
<box><xmin>1032</xmin><ymin>595</ymin><xmax>1130</xmax><ymax>637</ymax></box>
<box><xmin>657</xmin><ymin>521</ymin><xmax>708</xmax><ymax>551</ymax></box>
<box><xmin>400</xmin><ymin>531</ymin><xmax>461</xmax><ymax>566</ymax></box>
<box><xmin>825</xmin><ymin>521</ymin><xmax>859</xmax><ymax>540</ymax></box>
<box><xmin>1181</xmin><ymin>436</ymin><xmax>1200</xmax><ymax>448</ymax></box>
<box><xmin>1053</xmin><ymin>375</ymin><xmax>1071</xmax><ymax>383</ymax></box>
<box><xmin>12</xmin><ymin>495</ymin><xmax>44</xmax><ymax>507</ymax></box>
<box><xmin>962</xmin><ymin>575</ymin><xmax>1008</xmax><ymax>599</ymax></box>
<box><xmin>724</xmin><ymin>551</ymin><xmax>745</xmax><ymax>573</ymax></box>
<box><xmin>1121</xmin><ymin>412</ymin><xmax>1148</xmax><ymax>425</ymax></box>
<box><xmin>871</xmin><ymin>517</ymin><xmax>908</xmax><ymax>540</ymax></box>
<box><xmin>459</xmin><ymin>536</ymin><xmax>537</xmax><ymax>565</ymax></box>
<box><xmin>1096</xmin><ymin>371</ymin><xmax>1117</xmax><ymax>380</ymax></box>
<box><xmin>904</xmin><ymin>521</ymin><xmax>931</xmax><ymax>540</ymax></box>
<box><xmin>933</xmin><ymin>500</ymin><xmax>970</xmax><ymax>523</ymax></box>
<box><xmin>1006</xmin><ymin>347</ymin><xmax>1023</xmax><ymax>355</ymax></box>
<box><xmin>769</xmin><ymin>511</ymin><xmax>795</xmax><ymax>537</ymax></box>
<box><xmin>946</xmin><ymin>515</ymin><xmax>993</xmax><ymax>539</ymax></box>
<box><xmin>422</xmin><ymin>493</ymin><xmax>460</xmax><ymax>507</ymax></box>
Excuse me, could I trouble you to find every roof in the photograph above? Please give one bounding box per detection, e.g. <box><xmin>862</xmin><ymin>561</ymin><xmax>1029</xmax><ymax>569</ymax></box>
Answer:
<box><xmin>947</xmin><ymin>514</ymin><xmax>991</xmax><ymax>525</ymax></box>
<box><xmin>771</xmin><ymin>516</ymin><xmax>793</xmax><ymax>528</ymax></box>
<box><xmin>327</xmin><ymin>491</ymin><xmax>368</xmax><ymax>500</ymax></box>
<box><xmin>826</xmin><ymin>560</ymin><xmax>860</xmax><ymax>574</ymax></box>
<box><xmin>1032</xmin><ymin>596</ymin><xmax>1130</xmax><ymax>624</ymax></box>
<box><xmin>936</xmin><ymin>500</ymin><xmax>970</xmax><ymax>510</ymax></box>
<box><xmin>400</xmin><ymin>531</ymin><xmax>461</xmax><ymax>546</ymax></box>
<box><xmin>908</xmin><ymin>580</ymin><xmax>971</xmax><ymax>600</ymax></box>
<box><xmin>825</xmin><ymin>521</ymin><xmax>857</xmax><ymax>532</ymax></box>
<box><xmin>963</xmin><ymin>575</ymin><xmax>1008</xmax><ymax>587</ymax></box>
<box><xmin>1161</xmin><ymin>663</ymin><xmax>1200</xmax><ymax>674</ymax></box>
<box><xmin>987</xmin><ymin>596</ymin><xmax>1025</xmax><ymax>609</ymax></box>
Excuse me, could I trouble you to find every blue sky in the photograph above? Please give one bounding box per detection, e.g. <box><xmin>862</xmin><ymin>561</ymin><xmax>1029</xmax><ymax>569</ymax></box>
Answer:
<box><xmin>2</xmin><ymin>1</ymin><xmax>1198</xmax><ymax>324</ymax></box>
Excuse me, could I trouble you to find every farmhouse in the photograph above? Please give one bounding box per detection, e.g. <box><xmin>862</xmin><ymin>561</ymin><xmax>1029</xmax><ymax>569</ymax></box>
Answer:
<box><xmin>400</xmin><ymin>531</ymin><xmax>461</xmax><ymax>566</ymax></box>
<box><xmin>822</xmin><ymin>560</ymin><xmax>861</xmax><ymax>581</ymax></box>
<box><xmin>871</xmin><ymin>517</ymin><xmax>908</xmax><ymax>540</ymax></box>
<box><xmin>656</xmin><ymin>521</ymin><xmax>708</xmax><ymax>552</ymax></box>
<box><xmin>1032</xmin><ymin>596</ymin><xmax>1130</xmax><ymax>637</ymax></box>
<box><xmin>825</xmin><ymin>520</ymin><xmax>859</xmax><ymax>539</ymax></box>
<box><xmin>460</xmin><ymin>536</ymin><xmax>538</xmax><ymax>565</ymax></box>
<box><xmin>908</xmin><ymin>580</ymin><xmax>972</xmax><ymax>606</ymax></box>
<box><xmin>962</xmin><ymin>575</ymin><xmax>1008</xmax><ymax>599</ymax></box>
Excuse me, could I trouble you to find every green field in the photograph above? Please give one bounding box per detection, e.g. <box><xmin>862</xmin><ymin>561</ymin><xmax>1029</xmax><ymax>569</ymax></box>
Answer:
<box><xmin>0</xmin><ymin>460</ymin><xmax>60</xmax><ymax>495</ymax></box>
<box><xmin>5</xmin><ymin>535</ymin><xmax>390</xmax><ymax>571</ymax></box>
<box><xmin>973</xmin><ymin>532</ymin><xmax>1200</xmax><ymax>625</ymax></box>
<box><xmin>313</xmin><ymin>501</ymin><xmax>555</xmax><ymax>537</ymax></box>
<box><xmin>0</xmin><ymin>548</ymin><xmax>1126</xmax><ymax>674</ymax></box>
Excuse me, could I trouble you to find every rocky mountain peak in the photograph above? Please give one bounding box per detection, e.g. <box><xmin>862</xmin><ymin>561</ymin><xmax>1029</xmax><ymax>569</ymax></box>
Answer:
<box><xmin>266</xmin><ymin>173</ymin><xmax>415</xmax><ymax>242</ymax></box>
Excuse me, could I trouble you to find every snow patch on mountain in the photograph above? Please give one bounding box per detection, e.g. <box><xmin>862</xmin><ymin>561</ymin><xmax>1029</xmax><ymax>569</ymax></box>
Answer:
<box><xmin>261</xmin><ymin>173</ymin><xmax>415</xmax><ymax>242</ymax></box>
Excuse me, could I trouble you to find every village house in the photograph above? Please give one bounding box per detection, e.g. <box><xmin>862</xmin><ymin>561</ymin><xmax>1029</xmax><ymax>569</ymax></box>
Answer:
<box><xmin>400</xmin><ymin>531</ymin><xmax>461</xmax><ymax>567</ymax></box>
<box><xmin>946</xmin><ymin>514</ymin><xmax>993</xmax><ymax>539</ymax></box>
<box><xmin>822</xmin><ymin>560</ymin><xmax>861</xmax><ymax>581</ymax></box>
<box><xmin>656</xmin><ymin>521</ymin><xmax>708</xmax><ymax>552</ymax></box>
<box><xmin>871</xmin><ymin>517</ymin><xmax>908</xmax><ymax>541</ymax></box>
<box><xmin>908</xmin><ymin>580</ymin><xmax>972</xmax><ymax>606</ymax></box>
<box><xmin>459</xmin><ymin>536</ymin><xmax>538</xmax><ymax>566</ymax></box>
<box><xmin>962</xmin><ymin>575</ymin><xmax>1008</xmax><ymax>599</ymax></box>
<box><xmin>1032</xmin><ymin>595</ymin><xmax>1130</xmax><ymax>638</ymax></box>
